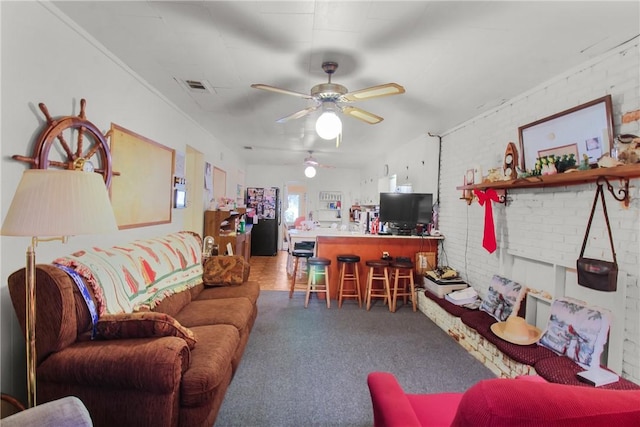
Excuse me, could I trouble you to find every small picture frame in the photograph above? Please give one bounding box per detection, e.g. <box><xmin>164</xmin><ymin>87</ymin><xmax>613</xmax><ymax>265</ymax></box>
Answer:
<box><xmin>174</xmin><ymin>189</ymin><xmax>187</xmax><ymax>209</ymax></box>
<box><xmin>462</xmin><ymin>169</ymin><xmax>475</xmax><ymax>204</ymax></box>
<box><xmin>465</xmin><ymin>168</ymin><xmax>475</xmax><ymax>185</ymax></box>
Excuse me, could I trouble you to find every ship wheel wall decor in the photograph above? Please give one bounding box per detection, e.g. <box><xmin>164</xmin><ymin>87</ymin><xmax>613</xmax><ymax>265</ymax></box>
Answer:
<box><xmin>12</xmin><ymin>99</ymin><xmax>114</xmax><ymax>188</ymax></box>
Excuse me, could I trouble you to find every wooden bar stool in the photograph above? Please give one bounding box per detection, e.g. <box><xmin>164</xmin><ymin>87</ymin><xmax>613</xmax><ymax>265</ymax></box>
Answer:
<box><xmin>305</xmin><ymin>257</ymin><xmax>331</xmax><ymax>308</ymax></box>
<box><xmin>337</xmin><ymin>254</ymin><xmax>362</xmax><ymax>308</ymax></box>
<box><xmin>390</xmin><ymin>260</ymin><xmax>416</xmax><ymax>312</ymax></box>
<box><xmin>365</xmin><ymin>259</ymin><xmax>391</xmax><ymax>311</ymax></box>
<box><xmin>289</xmin><ymin>249</ymin><xmax>313</xmax><ymax>298</ymax></box>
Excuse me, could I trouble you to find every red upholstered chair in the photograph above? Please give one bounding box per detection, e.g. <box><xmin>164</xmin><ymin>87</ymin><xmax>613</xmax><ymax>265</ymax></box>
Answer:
<box><xmin>368</xmin><ymin>372</ymin><xmax>463</xmax><ymax>427</ymax></box>
<box><xmin>367</xmin><ymin>372</ymin><xmax>640</xmax><ymax>427</ymax></box>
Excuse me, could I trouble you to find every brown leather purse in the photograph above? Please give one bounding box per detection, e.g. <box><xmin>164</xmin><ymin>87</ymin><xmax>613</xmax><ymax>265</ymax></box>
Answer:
<box><xmin>577</xmin><ymin>182</ymin><xmax>618</xmax><ymax>292</ymax></box>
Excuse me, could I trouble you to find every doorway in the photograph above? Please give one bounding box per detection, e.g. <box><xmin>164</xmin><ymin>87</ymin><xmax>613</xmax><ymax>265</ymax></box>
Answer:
<box><xmin>185</xmin><ymin>145</ymin><xmax>204</xmax><ymax>234</ymax></box>
<box><xmin>284</xmin><ymin>182</ymin><xmax>307</xmax><ymax>226</ymax></box>
<box><xmin>282</xmin><ymin>182</ymin><xmax>307</xmax><ymax>252</ymax></box>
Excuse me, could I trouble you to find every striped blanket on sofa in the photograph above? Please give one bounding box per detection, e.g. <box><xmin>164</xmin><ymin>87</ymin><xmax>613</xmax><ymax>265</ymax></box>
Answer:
<box><xmin>54</xmin><ymin>231</ymin><xmax>203</xmax><ymax>314</ymax></box>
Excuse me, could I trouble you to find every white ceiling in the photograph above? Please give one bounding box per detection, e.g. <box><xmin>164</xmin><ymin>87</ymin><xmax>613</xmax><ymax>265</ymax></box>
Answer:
<box><xmin>52</xmin><ymin>1</ymin><xmax>640</xmax><ymax>169</ymax></box>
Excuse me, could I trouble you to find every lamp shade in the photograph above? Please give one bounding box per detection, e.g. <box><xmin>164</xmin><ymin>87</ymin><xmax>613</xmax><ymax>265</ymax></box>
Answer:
<box><xmin>1</xmin><ymin>169</ymin><xmax>118</xmax><ymax>237</ymax></box>
<box><xmin>315</xmin><ymin>111</ymin><xmax>342</xmax><ymax>140</ymax></box>
<box><xmin>304</xmin><ymin>166</ymin><xmax>317</xmax><ymax>178</ymax></box>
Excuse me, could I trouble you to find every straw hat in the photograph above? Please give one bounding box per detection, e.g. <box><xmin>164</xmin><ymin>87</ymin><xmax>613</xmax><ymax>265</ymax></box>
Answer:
<box><xmin>491</xmin><ymin>316</ymin><xmax>542</xmax><ymax>346</ymax></box>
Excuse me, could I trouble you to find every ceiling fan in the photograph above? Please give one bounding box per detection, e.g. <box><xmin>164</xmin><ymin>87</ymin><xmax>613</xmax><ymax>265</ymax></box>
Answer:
<box><xmin>251</xmin><ymin>61</ymin><xmax>405</xmax><ymax>126</ymax></box>
<box><xmin>303</xmin><ymin>151</ymin><xmax>334</xmax><ymax>169</ymax></box>
<box><xmin>302</xmin><ymin>151</ymin><xmax>333</xmax><ymax>178</ymax></box>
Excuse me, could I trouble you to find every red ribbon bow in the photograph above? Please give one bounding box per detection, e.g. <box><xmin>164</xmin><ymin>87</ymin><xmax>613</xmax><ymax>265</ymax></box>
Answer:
<box><xmin>473</xmin><ymin>189</ymin><xmax>500</xmax><ymax>253</ymax></box>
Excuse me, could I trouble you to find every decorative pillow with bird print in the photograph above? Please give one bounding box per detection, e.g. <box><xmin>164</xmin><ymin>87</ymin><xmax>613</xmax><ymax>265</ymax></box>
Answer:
<box><xmin>480</xmin><ymin>275</ymin><xmax>527</xmax><ymax>322</ymax></box>
<box><xmin>538</xmin><ymin>297</ymin><xmax>611</xmax><ymax>368</ymax></box>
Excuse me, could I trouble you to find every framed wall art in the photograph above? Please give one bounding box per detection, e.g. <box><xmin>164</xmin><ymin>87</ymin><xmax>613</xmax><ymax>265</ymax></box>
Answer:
<box><xmin>109</xmin><ymin>123</ymin><xmax>174</xmax><ymax>229</ymax></box>
<box><xmin>518</xmin><ymin>95</ymin><xmax>614</xmax><ymax>171</ymax></box>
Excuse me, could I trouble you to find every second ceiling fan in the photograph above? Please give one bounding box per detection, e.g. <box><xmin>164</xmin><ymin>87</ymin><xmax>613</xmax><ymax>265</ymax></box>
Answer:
<box><xmin>251</xmin><ymin>61</ymin><xmax>405</xmax><ymax>128</ymax></box>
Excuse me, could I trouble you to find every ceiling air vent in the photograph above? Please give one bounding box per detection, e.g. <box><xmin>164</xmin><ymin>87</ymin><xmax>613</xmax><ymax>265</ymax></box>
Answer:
<box><xmin>176</xmin><ymin>78</ymin><xmax>214</xmax><ymax>94</ymax></box>
<box><xmin>186</xmin><ymin>80</ymin><xmax>207</xmax><ymax>90</ymax></box>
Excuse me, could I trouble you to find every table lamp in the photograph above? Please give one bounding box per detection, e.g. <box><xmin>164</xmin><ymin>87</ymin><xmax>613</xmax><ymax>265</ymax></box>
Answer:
<box><xmin>1</xmin><ymin>169</ymin><xmax>118</xmax><ymax>408</ymax></box>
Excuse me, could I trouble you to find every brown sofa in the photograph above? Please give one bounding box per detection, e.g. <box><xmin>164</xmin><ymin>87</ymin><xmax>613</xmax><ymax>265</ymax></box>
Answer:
<box><xmin>8</xmin><ymin>232</ymin><xmax>259</xmax><ymax>427</ymax></box>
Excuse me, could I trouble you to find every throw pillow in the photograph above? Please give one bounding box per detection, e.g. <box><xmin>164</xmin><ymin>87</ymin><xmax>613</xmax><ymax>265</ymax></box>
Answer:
<box><xmin>203</xmin><ymin>255</ymin><xmax>250</xmax><ymax>286</ymax></box>
<box><xmin>538</xmin><ymin>297</ymin><xmax>611</xmax><ymax>368</ymax></box>
<box><xmin>479</xmin><ymin>275</ymin><xmax>527</xmax><ymax>321</ymax></box>
<box><xmin>96</xmin><ymin>312</ymin><xmax>197</xmax><ymax>349</ymax></box>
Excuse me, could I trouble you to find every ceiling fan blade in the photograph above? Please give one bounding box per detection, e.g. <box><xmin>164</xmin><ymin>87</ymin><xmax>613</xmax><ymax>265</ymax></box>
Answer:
<box><xmin>341</xmin><ymin>83</ymin><xmax>405</xmax><ymax>102</ymax></box>
<box><xmin>342</xmin><ymin>106</ymin><xmax>384</xmax><ymax>124</ymax></box>
<box><xmin>250</xmin><ymin>84</ymin><xmax>312</xmax><ymax>99</ymax></box>
<box><xmin>276</xmin><ymin>105</ymin><xmax>319</xmax><ymax>123</ymax></box>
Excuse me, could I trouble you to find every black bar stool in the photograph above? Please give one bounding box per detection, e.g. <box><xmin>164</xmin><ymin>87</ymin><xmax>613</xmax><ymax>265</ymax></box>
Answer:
<box><xmin>390</xmin><ymin>260</ymin><xmax>416</xmax><ymax>312</ymax></box>
<box><xmin>365</xmin><ymin>259</ymin><xmax>391</xmax><ymax>311</ymax></box>
<box><xmin>337</xmin><ymin>254</ymin><xmax>362</xmax><ymax>308</ymax></box>
<box><xmin>289</xmin><ymin>249</ymin><xmax>313</xmax><ymax>298</ymax></box>
<box><xmin>305</xmin><ymin>257</ymin><xmax>331</xmax><ymax>308</ymax></box>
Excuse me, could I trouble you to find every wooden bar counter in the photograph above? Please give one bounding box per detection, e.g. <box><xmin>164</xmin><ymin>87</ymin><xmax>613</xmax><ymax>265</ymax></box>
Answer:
<box><xmin>315</xmin><ymin>233</ymin><xmax>443</xmax><ymax>301</ymax></box>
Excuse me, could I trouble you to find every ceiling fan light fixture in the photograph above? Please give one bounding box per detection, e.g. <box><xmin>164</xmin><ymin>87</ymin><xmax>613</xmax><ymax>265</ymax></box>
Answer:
<box><xmin>315</xmin><ymin>108</ymin><xmax>342</xmax><ymax>140</ymax></box>
<box><xmin>304</xmin><ymin>165</ymin><xmax>317</xmax><ymax>178</ymax></box>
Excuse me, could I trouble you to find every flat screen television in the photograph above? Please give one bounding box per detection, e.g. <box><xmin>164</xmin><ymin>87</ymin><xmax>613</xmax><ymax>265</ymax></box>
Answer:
<box><xmin>379</xmin><ymin>192</ymin><xmax>433</xmax><ymax>233</ymax></box>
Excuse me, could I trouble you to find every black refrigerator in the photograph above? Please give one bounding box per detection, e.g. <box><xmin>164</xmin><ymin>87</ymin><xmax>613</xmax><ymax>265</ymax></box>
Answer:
<box><xmin>246</xmin><ymin>187</ymin><xmax>280</xmax><ymax>256</ymax></box>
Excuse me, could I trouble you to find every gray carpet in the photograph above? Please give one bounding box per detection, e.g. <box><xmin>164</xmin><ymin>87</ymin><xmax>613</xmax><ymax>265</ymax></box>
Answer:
<box><xmin>215</xmin><ymin>290</ymin><xmax>494</xmax><ymax>426</ymax></box>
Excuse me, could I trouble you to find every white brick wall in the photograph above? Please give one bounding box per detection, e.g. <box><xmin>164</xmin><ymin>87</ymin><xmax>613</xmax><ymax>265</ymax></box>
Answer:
<box><xmin>438</xmin><ymin>40</ymin><xmax>640</xmax><ymax>384</ymax></box>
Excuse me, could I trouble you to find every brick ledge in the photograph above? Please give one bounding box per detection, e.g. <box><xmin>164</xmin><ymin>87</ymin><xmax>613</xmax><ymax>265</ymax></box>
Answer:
<box><xmin>417</xmin><ymin>291</ymin><xmax>537</xmax><ymax>378</ymax></box>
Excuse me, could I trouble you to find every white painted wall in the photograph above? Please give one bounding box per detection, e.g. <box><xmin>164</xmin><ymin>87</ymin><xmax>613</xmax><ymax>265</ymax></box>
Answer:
<box><xmin>246</xmin><ymin>165</ymin><xmax>362</xmax><ymax>219</ymax></box>
<box><xmin>359</xmin><ymin>134</ymin><xmax>441</xmax><ymax>205</ymax></box>
<box><xmin>0</xmin><ymin>2</ymin><xmax>246</xmax><ymax>399</ymax></box>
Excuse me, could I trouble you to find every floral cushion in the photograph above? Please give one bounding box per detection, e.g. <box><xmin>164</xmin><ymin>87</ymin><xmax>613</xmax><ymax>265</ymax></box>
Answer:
<box><xmin>96</xmin><ymin>312</ymin><xmax>197</xmax><ymax>349</ymax></box>
<box><xmin>538</xmin><ymin>297</ymin><xmax>611</xmax><ymax>368</ymax></box>
<box><xmin>479</xmin><ymin>275</ymin><xmax>526</xmax><ymax>322</ymax></box>
<box><xmin>203</xmin><ymin>255</ymin><xmax>250</xmax><ymax>286</ymax></box>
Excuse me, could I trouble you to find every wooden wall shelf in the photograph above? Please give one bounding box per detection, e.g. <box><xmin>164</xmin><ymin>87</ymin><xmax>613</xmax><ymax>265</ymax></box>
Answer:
<box><xmin>456</xmin><ymin>163</ymin><xmax>640</xmax><ymax>206</ymax></box>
